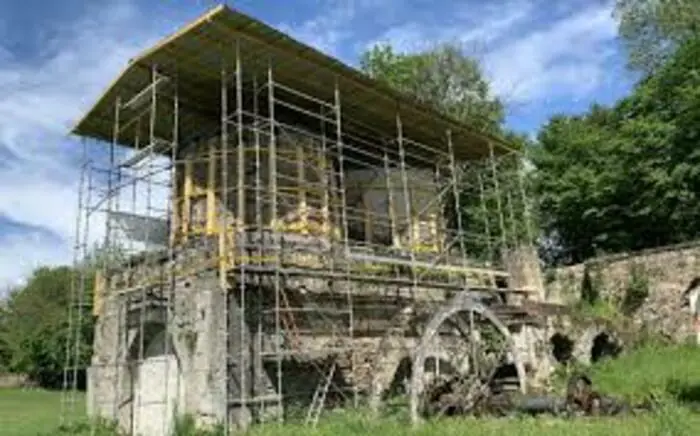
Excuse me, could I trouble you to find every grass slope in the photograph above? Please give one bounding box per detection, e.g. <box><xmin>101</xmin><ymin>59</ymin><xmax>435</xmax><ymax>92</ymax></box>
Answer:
<box><xmin>1</xmin><ymin>344</ymin><xmax>700</xmax><ymax>435</ymax></box>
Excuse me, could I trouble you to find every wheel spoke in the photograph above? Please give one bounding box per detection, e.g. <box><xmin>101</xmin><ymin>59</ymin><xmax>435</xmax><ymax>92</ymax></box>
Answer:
<box><xmin>410</xmin><ymin>295</ymin><xmax>524</xmax><ymax>422</ymax></box>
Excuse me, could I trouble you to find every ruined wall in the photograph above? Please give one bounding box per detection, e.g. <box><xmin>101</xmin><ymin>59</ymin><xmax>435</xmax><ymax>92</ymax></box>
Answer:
<box><xmin>0</xmin><ymin>373</ymin><xmax>33</xmax><ymax>389</ymax></box>
<box><xmin>178</xmin><ymin>130</ymin><xmax>446</xmax><ymax>250</ymax></box>
<box><xmin>182</xmin><ymin>131</ymin><xmax>327</xmax><ymax>231</ymax></box>
<box><xmin>545</xmin><ymin>241</ymin><xmax>700</xmax><ymax>342</ymax></box>
<box><xmin>344</xmin><ymin>167</ymin><xmax>443</xmax><ymax>246</ymax></box>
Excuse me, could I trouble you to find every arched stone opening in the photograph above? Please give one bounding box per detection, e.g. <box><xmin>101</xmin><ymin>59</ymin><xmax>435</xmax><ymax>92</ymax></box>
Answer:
<box><xmin>385</xmin><ymin>356</ymin><xmax>412</xmax><ymax>398</ymax></box>
<box><xmin>550</xmin><ymin>333</ymin><xmax>574</xmax><ymax>363</ymax></box>
<box><xmin>491</xmin><ymin>363</ymin><xmax>521</xmax><ymax>394</ymax></box>
<box><xmin>381</xmin><ymin>353</ymin><xmax>460</xmax><ymax>402</ymax></box>
<box><xmin>590</xmin><ymin>332</ymin><xmax>621</xmax><ymax>363</ymax></box>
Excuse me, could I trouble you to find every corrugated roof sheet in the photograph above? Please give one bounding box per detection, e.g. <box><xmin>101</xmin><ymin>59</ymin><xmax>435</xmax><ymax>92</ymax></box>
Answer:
<box><xmin>72</xmin><ymin>4</ymin><xmax>517</xmax><ymax>160</ymax></box>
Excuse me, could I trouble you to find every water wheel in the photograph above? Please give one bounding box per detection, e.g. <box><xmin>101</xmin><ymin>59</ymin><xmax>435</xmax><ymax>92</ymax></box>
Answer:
<box><xmin>409</xmin><ymin>292</ymin><xmax>526</xmax><ymax>423</ymax></box>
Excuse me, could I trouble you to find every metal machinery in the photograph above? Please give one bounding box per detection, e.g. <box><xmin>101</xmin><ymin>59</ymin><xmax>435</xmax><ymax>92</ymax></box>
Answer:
<box><xmin>62</xmin><ymin>4</ymin><xmax>544</xmax><ymax>434</ymax></box>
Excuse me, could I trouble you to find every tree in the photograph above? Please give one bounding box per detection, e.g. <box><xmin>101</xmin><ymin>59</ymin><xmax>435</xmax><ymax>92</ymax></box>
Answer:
<box><xmin>0</xmin><ymin>240</ymin><xmax>125</xmax><ymax>388</ymax></box>
<box><xmin>532</xmin><ymin>37</ymin><xmax>700</xmax><ymax>263</ymax></box>
<box><xmin>615</xmin><ymin>0</ymin><xmax>700</xmax><ymax>74</ymax></box>
<box><xmin>0</xmin><ymin>265</ymin><xmax>95</xmax><ymax>389</ymax></box>
<box><xmin>359</xmin><ymin>42</ymin><xmax>505</xmax><ymax>132</ymax></box>
<box><xmin>531</xmin><ymin>106</ymin><xmax>625</xmax><ymax>263</ymax></box>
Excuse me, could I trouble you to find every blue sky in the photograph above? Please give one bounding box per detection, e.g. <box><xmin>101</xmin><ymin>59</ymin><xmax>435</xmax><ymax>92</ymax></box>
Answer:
<box><xmin>0</xmin><ymin>0</ymin><xmax>636</xmax><ymax>290</ymax></box>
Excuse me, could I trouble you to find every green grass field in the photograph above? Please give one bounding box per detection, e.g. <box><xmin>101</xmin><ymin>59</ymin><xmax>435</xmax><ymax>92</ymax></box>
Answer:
<box><xmin>2</xmin><ymin>344</ymin><xmax>700</xmax><ymax>435</ymax></box>
<box><xmin>0</xmin><ymin>388</ymin><xmax>84</xmax><ymax>436</ymax></box>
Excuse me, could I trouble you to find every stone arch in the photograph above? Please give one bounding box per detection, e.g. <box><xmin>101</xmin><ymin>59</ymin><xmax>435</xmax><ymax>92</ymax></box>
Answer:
<box><xmin>368</xmin><ymin>334</ymin><xmax>412</xmax><ymax>411</ymax></box>
<box><xmin>590</xmin><ymin>331</ymin><xmax>622</xmax><ymax>363</ymax></box>
<box><xmin>550</xmin><ymin>332</ymin><xmax>574</xmax><ymax>363</ymax></box>
<box><xmin>409</xmin><ymin>293</ymin><xmax>526</xmax><ymax>424</ymax></box>
<box><xmin>571</xmin><ymin>326</ymin><xmax>622</xmax><ymax>365</ymax></box>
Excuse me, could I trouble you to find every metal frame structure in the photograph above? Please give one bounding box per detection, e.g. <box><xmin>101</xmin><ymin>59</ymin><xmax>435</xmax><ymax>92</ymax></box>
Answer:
<box><xmin>61</xmin><ymin>5</ymin><xmax>542</xmax><ymax>434</ymax></box>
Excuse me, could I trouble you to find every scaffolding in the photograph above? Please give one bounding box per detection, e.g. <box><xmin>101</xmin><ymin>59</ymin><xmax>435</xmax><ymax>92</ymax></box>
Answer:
<box><xmin>62</xmin><ymin>5</ymin><xmax>544</xmax><ymax>435</ymax></box>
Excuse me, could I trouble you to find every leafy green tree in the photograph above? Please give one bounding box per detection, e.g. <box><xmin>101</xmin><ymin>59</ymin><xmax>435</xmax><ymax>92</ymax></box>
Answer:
<box><xmin>359</xmin><ymin>42</ymin><xmax>504</xmax><ymax>132</ymax></box>
<box><xmin>0</xmin><ymin>266</ymin><xmax>94</xmax><ymax>388</ymax></box>
<box><xmin>532</xmin><ymin>37</ymin><xmax>700</xmax><ymax>263</ymax></box>
<box><xmin>615</xmin><ymin>0</ymin><xmax>700</xmax><ymax>74</ymax></box>
<box><xmin>0</xmin><ymin>300</ymin><xmax>10</xmax><ymax>371</ymax></box>
<box><xmin>0</xmin><ymin>240</ymin><xmax>125</xmax><ymax>388</ymax></box>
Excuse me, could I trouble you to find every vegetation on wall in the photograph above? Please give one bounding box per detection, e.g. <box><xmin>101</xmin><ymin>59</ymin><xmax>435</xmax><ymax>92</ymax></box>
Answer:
<box><xmin>621</xmin><ymin>263</ymin><xmax>650</xmax><ymax>315</ymax></box>
<box><xmin>580</xmin><ymin>264</ymin><xmax>601</xmax><ymax>306</ymax></box>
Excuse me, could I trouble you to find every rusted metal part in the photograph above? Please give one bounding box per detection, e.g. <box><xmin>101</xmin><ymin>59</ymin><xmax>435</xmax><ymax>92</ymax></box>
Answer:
<box><xmin>442</xmin><ymin>373</ymin><xmax>651</xmax><ymax>419</ymax></box>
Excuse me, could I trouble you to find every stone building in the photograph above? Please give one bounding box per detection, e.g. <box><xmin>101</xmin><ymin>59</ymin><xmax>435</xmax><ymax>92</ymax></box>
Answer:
<box><xmin>69</xmin><ymin>5</ymin><xmax>544</xmax><ymax>435</ymax></box>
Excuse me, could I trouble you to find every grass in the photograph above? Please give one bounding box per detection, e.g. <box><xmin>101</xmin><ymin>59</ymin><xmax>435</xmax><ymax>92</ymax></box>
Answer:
<box><xmin>2</xmin><ymin>343</ymin><xmax>700</xmax><ymax>435</ymax></box>
<box><xmin>0</xmin><ymin>388</ymin><xmax>84</xmax><ymax>436</ymax></box>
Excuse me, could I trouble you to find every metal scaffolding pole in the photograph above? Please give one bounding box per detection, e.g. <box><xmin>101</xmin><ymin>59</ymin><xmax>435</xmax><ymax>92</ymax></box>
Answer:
<box><xmin>162</xmin><ymin>69</ymin><xmax>179</xmax><ymax>436</ymax></box>
<box><xmin>334</xmin><ymin>81</ymin><xmax>356</xmax><ymax>408</ymax></box>
<box><xmin>60</xmin><ymin>137</ymin><xmax>88</xmax><ymax>424</ymax></box>
<box><xmin>107</xmin><ymin>95</ymin><xmax>122</xmax><ymax>423</ymax></box>
<box><xmin>477</xmin><ymin>172</ymin><xmax>494</xmax><ymax>266</ymax></box>
<box><xmin>268</xmin><ymin>62</ymin><xmax>283</xmax><ymax>420</ymax></box>
<box><xmin>252</xmin><ymin>74</ymin><xmax>266</xmax><ymax>418</ymax></box>
<box><xmin>447</xmin><ymin>130</ymin><xmax>469</xmax><ymax>275</ymax></box>
<box><xmin>219</xmin><ymin>60</ymin><xmax>231</xmax><ymax>431</ymax></box>
<box><xmin>396</xmin><ymin>113</ymin><xmax>417</xmax><ymax>289</ymax></box>
<box><xmin>488</xmin><ymin>142</ymin><xmax>508</xmax><ymax>260</ymax></box>
<box><xmin>234</xmin><ymin>37</ymin><xmax>248</xmax><ymax>418</ymax></box>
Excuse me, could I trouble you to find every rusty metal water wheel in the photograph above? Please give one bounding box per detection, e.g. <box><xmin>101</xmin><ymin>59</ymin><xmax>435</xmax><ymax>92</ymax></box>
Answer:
<box><xmin>409</xmin><ymin>292</ymin><xmax>526</xmax><ymax>423</ymax></box>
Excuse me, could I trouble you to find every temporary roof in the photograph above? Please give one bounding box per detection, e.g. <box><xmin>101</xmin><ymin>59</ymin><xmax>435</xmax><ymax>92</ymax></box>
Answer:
<box><xmin>71</xmin><ymin>4</ymin><xmax>517</xmax><ymax>160</ymax></box>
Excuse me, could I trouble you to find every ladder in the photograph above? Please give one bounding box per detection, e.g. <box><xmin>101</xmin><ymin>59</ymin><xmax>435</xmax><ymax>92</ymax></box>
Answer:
<box><xmin>279</xmin><ymin>287</ymin><xmax>302</xmax><ymax>350</ymax></box>
<box><xmin>305</xmin><ymin>359</ymin><xmax>337</xmax><ymax>427</ymax></box>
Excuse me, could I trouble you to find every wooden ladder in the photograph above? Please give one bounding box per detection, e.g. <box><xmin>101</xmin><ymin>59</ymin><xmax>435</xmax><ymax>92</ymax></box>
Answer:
<box><xmin>279</xmin><ymin>287</ymin><xmax>302</xmax><ymax>351</ymax></box>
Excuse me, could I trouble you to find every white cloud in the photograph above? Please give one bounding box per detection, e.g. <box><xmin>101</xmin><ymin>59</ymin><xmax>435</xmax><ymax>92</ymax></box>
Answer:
<box><xmin>364</xmin><ymin>1</ymin><xmax>536</xmax><ymax>54</ymax></box>
<box><xmin>484</xmin><ymin>2</ymin><xmax>619</xmax><ymax>103</ymax></box>
<box><xmin>0</xmin><ymin>0</ymin><xmax>166</xmax><ymax>290</ymax></box>
<box><xmin>276</xmin><ymin>0</ymin><xmax>364</xmax><ymax>58</ymax></box>
<box><xmin>356</xmin><ymin>0</ymin><xmax>621</xmax><ymax>105</ymax></box>
<box><xmin>0</xmin><ymin>231</ymin><xmax>70</xmax><ymax>291</ymax></box>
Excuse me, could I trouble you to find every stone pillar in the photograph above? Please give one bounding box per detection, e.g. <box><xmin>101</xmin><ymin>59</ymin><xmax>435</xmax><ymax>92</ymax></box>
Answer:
<box><xmin>178</xmin><ymin>271</ymin><xmax>229</xmax><ymax>429</ymax></box>
<box><xmin>226</xmin><ymin>284</ymin><xmax>254</xmax><ymax>430</ymax></box>
<box><xmin>503</xmin><ymin>244</ymin><xmax>545</xmax><ymax>302</ymax></box>
<box><xmin>180</xmin><ymin>271</ymin><xmax>279</xmax><ymax>431</ymax></box>
<box><xmin>689</xmin><ymin>287</ymin><xmax>700</xmax><ymax>346</ymax></box>
<box><xmin>87</xmin><ymin>292</ymin><xmax>130</xmax><ymax>432</ymax></box>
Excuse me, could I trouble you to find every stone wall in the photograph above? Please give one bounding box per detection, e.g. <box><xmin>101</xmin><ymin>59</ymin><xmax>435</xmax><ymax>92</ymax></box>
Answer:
<box><xmin>0</xmin><ymin>373</ymin><xmax>33</xmax><ymax>389</ymax></box>
<box><xmin>545</xmin><ymin>240</ymin><xmax>700</xmax><ymax>342</ymax></box>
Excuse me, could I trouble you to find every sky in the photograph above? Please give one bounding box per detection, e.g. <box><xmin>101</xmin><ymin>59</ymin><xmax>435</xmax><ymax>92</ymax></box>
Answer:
<box><xmin>0</xmin><ymin>0</ymin><xmax>637</xmax><ymax>291</ymax></box>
